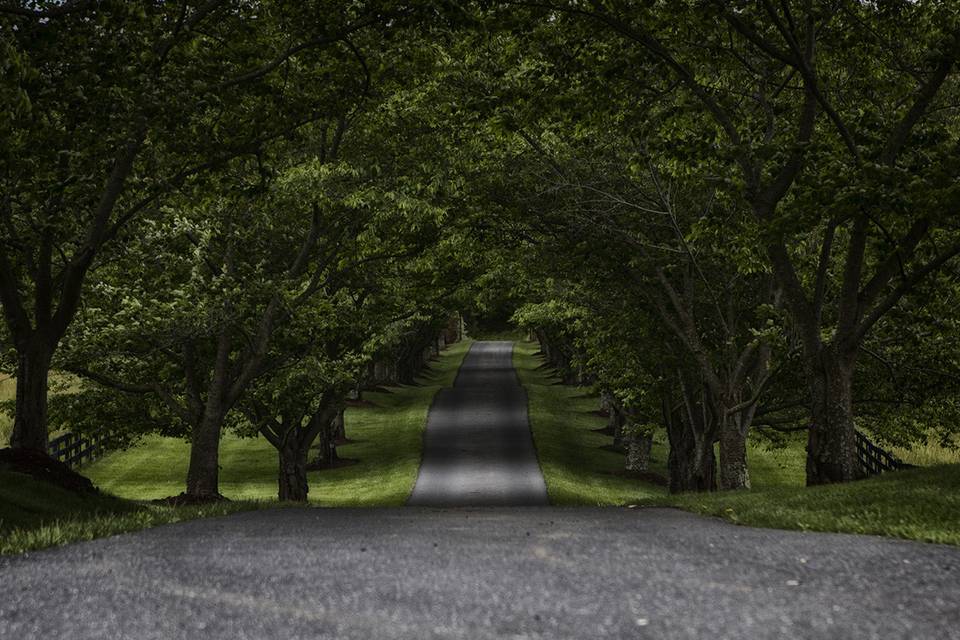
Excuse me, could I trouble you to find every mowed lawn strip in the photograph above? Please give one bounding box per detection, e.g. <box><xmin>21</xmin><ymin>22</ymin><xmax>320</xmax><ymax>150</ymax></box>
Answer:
<box><xmin>650</xmin><ymin>465</ymin><xmax>960</xmax><ymax>546</ymax></box>
<box><xmin>515</xmin><ymin>340</ymin><xmax>960</xmax><ymax>545</ymax></box>
<box><xmin>514</xmin><ymin>341</ymin><xmax>668</xmax><ymax>505</ymax></box>
<box><xmin>86</xmin><ymin>339</ymin><xmax>472</xmax><ymax>504</ymax></box>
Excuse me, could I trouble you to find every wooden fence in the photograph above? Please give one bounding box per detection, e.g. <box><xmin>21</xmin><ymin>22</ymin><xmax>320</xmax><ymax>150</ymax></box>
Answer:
<box><xmin>47</xmin><ymin>430</ymin><xmax>108</xmax><ymax>468</ymax></box>
<box><xmin>855</xmin><ymin>430</ymin><xmax>914</xmax><ymax>475</ymax></box>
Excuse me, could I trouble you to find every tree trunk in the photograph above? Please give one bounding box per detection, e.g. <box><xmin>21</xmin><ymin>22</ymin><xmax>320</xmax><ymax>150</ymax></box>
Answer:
<box><xmin>718</xmin><ymin>418</ymin><xmax>750</xmax><ymax>490</ymax></box>
<box><xmin>185</xmin><ymin>408</ymin><xmax>225</xmax><ymax>498</ymax></box>
<box><xmin>806</xmin><ymin>347</ymin><xmax>863</xmax><ymax>485</ymax></box>
<box><xmin>611</xmin><ymin>408</ymin><xmax>625</xmax><ymax>449</ymax></box>
<box><xmin>664</xmin><ymin>396</ymin><xmax>717</xmax><ymax>493</ymax></box>
<box><xmin>332</xmin><ymin>407</ymin><xmax>345</xmax><ymax>441</ymax></box>
<box><xmin>10</xmin><ymin>339</ymin><xmax>53</xmax><ymax>451</ymax></box>
<box><xmin>625</xmin><ymin>431</ymin><xmax>653</xmax><ymax>472</ymax></box>
<box><xmin>278</xmin><ymin>440</ymin><xmax>309</xmax><ymax>502</ymax></box>
<box><xmin>311</xmin><ymin>415</ymin><xmax>339</xmax><ymax>468</ymax></box>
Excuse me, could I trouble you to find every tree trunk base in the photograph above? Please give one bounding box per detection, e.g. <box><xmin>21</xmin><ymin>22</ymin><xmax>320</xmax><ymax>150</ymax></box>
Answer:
<box><xmin>0</xmin><ymin>448</ymin><xmax>98</xmax><ymax>494</ymax></box>
<box><xmin>153</xmin><ymin>492</ymin><xmax>230</xmax><ymax>506</ymax></box>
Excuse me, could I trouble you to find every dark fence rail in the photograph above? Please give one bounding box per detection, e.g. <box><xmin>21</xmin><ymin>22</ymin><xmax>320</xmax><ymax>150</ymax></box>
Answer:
<box><xmin>855</xmin><ymin>430</ymin><xmax>914</xmax><ymax>475</ymax></box>
<box><xmin>47</xmin><ymin>430</ymin><xmax>107</xmax><ymax>468</ymax></box>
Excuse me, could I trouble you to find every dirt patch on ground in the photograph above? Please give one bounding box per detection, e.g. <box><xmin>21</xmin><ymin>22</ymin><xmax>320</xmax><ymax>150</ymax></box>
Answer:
<box><xmin>362</xmin><ymin>386</ymin><xmax>394</xmax><ymax>395</ymax></box>
<box><xmin>151</xmin><ymin>492</ymin><xmax>230</xmax><ymax>506</ymax></box>
<box><xmin>0</xmin><ymin>448</ymin><xmax>99</xmax><ymax>495</ymax></box>
<box><xmin>345</xmin><ymin>398</ymin><xmax>378</xmax><ymax>408</ymax></box>
<box><xmin>605</xmin><ymin>469</ymin><xmax>669</xmax><ymax>486</ymax></box>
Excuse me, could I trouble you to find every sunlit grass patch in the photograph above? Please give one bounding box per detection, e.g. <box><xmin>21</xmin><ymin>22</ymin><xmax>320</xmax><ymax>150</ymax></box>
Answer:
<box><xmin>85</xmin><ymin>340</ymin><xmax>473</xmax><ymax>504</ymax></box>
<box><xmin>516</xmin><ymin>340</ymin><xmax>960</xmax><ymax>545</ymax></box>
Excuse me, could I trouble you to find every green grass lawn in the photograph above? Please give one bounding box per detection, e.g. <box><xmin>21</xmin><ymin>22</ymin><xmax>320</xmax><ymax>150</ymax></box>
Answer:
<box><xmin>514</xmin><ymin>341</ymin><xmax>668</xmax><ymax>505</ymax></box>
<box><xmin>1</xmin><ymin>340</ymin><xmax>471</xmax><ymax>554</ymax></box>
<box><xmin>86</xmin><ymin>339</ymin><xmax>472</xmax><ymax>504</ymax></box>
<box><xmin>515</xmin><ymin>340</ymin><xmax>960</xmax><ymax>545</ymax></box>
<box><xmin>1</xmin><ymin>375</ymin><xmax>15</xmax><ymax>446</ymax></box>
<box><xmin>652</xmin><ymin>465</ymin><xmax>960</xmax><ymax>545</ymax></box>
<box><xmin>0</xmin><ymin>470</ymin><xmax>261</xmax><ymax>554</ymax></box>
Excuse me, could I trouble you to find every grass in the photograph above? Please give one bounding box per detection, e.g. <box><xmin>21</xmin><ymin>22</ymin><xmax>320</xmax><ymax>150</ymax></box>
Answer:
<box><xmin>889</xmin><ymin>436</ymin><xmax>960</xmax><ymax>467</ymax></box>
<box><xmin>0</xmin><ymin>340</ymin><xmax>471</xmax><ymax>554</ymax></box>
<box><xmin>515</xmin><ymin>340</ymin><xmax>960</xmax><ymax>545</ymax></box>
<box><xmin>0</xmin><ymin>470</ymin><xmax>262</xmax><ymax>555</ymax></box>
<box><xmin>514</xmin><ymin>341</ymin><xmax>668</xmax><ymax>505</ymax></box>
<box><xmin>85</xmin><ymin>339</ymin><xmax>473</xmax><ymax>504</ymax></box>
<box><xmin>650</xmin><ymin>465</ymin><xmax>960</xmax><ymax>545</ymax></box>
<box><xmin>0</xmin><ymin>374</ymin><xmax>14</xmax><ymax>446</ymax></box>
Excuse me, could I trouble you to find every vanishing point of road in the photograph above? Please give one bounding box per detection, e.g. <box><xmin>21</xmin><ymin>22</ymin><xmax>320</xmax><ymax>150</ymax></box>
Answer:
<box><xmin>2</xmin><ymin>341</ymin><xmax>958</xmax><ymax>639</ymax></box>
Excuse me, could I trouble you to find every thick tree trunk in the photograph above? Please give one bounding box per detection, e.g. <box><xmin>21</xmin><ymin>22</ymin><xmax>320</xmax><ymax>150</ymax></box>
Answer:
<box><xmin>625</xmin><ymin>431</ymin><xmax>653</xmax><ymax>472</ymax></box>
<box><xmin>664</xmin><ymin>397</ymin><xmax>716</xmax><ymax>493</ymax></box>
<box><xmin>277</xmin><ymin>441</ymin><xmax>309</xmax><ymax>502</ymax></box>
<box><xmin>185</xmin><ymin>408</ymin><xmax>225</xmax><ymax>498</ymax></box>
<box><xmin>806</xmin><ymin>348</ymin><xmax>863</xmax><ymax>485</ymax></box>
<box><xmin>10</xmin><ymin>340</ymin><xmax>53</xmax><ymax>451</ymax></box>
<box><xmin>718</xmin><ymin>418</ymin><xmax>750</xmax><ymax>490</ymax></box>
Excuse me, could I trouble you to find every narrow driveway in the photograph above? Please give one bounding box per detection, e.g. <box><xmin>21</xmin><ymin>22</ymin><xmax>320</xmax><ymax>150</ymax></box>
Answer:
<box><xmin>1</xmin><ymin>508</ymin><xmax>958</xmax><ymax>639</ymax></box>
<box><xmin>408</xmin><ymin>341</ymin><xmax>548</xmax><ymax>506</ymax></box>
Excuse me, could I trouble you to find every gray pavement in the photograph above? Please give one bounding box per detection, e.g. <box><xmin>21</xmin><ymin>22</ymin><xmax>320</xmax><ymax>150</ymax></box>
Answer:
<box><xmin>408</xmin><ymin>341</ymin><xmax>548</xmax><ymax>506</ymax></box>
<box><xmin>1</xmin><ymin>507</ymin><xmax>958</xmax><ymax>639</ymax></box>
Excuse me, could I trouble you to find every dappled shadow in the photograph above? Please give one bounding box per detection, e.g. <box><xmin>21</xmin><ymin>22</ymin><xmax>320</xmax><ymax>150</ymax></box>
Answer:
<box><xmin>408</xmin><ymin>341</ymin><xmax>548</xmax><ymax>507</ymax></box>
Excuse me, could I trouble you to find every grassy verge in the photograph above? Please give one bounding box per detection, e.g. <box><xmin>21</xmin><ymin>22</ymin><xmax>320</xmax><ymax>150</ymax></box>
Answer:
<box><xmin>85</xmin><ymin>339</ymin><xmax>472</xmax><ymax>504</ymax></box>
<box><xmin>0</xmin><ymin>471</ymin><xmax>263</xmax><ymax>555</ymax></box>
<box><xmin>1</xmin><ymin>341</ymin><xmax>471</xmax><ymax>554</ymax></box>
<box><xmin>515</xmin><ymin>341</ymin><xmax>668</xmax><ymax>505</ymax></box>
<box><xmin>515</xmin><ymin>340</ymin><xmax>960</xmax><ymax>545</ymax></box>
<box><xmin>649</xmin><ymin>465</ymin><xmax>960</xmax><ymax>545</ymax></box>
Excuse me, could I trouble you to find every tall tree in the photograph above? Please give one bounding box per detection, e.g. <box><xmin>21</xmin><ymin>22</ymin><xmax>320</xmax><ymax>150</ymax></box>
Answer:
<box><xmin>0</xmin><ymin>0</ymin><xmax>408</xmax><ymax>451</ymax></box>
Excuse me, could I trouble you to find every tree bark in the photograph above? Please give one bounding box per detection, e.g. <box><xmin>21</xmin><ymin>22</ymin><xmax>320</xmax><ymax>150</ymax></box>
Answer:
<box><xmin>332</xmin><ymin>407</ymin><xmax>345</xmax><ymax>442</ymax></box>
<box><xmin>610</xmin><ymin>407</ymin><xmax>625</xmax><ymax>449</ymax></box>
<box><xmin>625</xmin><ymin>430</ymin><xmax>653</xmax><ymax>472</ymax></box>
<box><xmin>277</xmin><ymin>440</ymin><xmax>309</xmax><ymax>502</ymax></box>
<box><xmin>806</xmin><ymin>347</ymin><xmax>863</xmax><ymax>484</ymax></box>
<box><xmin>185</xmin><ymin>407</ymin><xmax>225</xmax><ymax>498</ymax></box>
<box><xmin>664</xmin><ymin>392</ymin><xmax>717</xmax><ymax>493</ymax></box>
<box><xmin>718</xmin><ymin>417</ymin><xmax>750</xmax><ymax>490</ymax></box>
<box><xmin>310</xmin><ymin>414</ymin><xmax>339</xmax><ymax>468</ymax></box>
<box><xmin>10</xmin><ymin>338</ymin><xmax>53</xmax><ymax>451</ymax></box>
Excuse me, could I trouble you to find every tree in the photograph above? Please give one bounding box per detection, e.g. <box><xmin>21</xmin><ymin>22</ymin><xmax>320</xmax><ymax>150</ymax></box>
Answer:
<box><xmin>0</xmin><ymin>0</ymin><xmax>411</xmax><ymax>451</ymax></box>
<box><xmin>508</xmin><ymin>0</ymin><xmax>960</xmax><ymax>484</ymax></box>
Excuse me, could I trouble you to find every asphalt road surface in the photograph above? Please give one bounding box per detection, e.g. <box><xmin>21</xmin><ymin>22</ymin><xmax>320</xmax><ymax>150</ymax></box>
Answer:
<box><xmin>1</xmin><ymin>507</ymin><xmax>958</xmax><ymax>639</ymax></box>
<box><xmin>408</xmin><ymin>341</ymin><xmax>548</xmax><ymax>506</ymax></box>
<box><xmin>3</xmin><ymin>340</ymin><xmax>959</xmax><ymax>639</ymax></box>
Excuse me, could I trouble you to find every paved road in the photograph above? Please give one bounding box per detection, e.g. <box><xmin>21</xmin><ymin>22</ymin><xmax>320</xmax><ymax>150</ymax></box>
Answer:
<box><xmin>408</xmin><ymin>341</ymin><xmax>548</xmax><ymax>506</ymax></box>
<box><xmin>4</xmin><ymin>340</ymin><xmax>959</xmax><ymax>638</ymax></box>
<box><xmin>2</xmin><ymin>507</ymin><xmax>958</xmax><ymax>639</ymax></box>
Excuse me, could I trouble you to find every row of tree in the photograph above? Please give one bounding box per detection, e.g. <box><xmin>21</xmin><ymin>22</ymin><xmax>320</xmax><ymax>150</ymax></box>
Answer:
<box><xmin>2</xmin><ymin>1</ymin><xmax>959</xmax><ymax>500</ymax></box>
<box><xmin>0</xmin><ymin>1</ymin><xmax>484</xmax><ymax>501</ymax></box>
<box><xmin>488</xmin><ymin>1</ymin><xmax>960</xmax><ymax>489</ymax></box>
